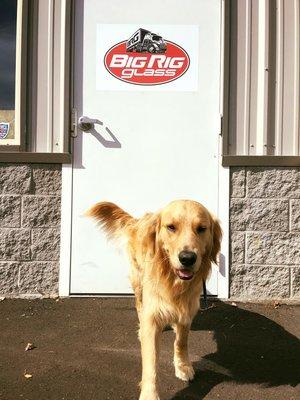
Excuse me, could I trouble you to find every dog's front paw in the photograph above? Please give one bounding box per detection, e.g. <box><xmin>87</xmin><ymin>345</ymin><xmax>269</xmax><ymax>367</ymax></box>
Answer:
<box><xmin>139</xmin><ymin>390</ymin><xmax>160</xmax><ymax>400</ymax></box>
<box><xmin>175</xmin><ymin>363</ymin><xmax>195</xmax><ymax>382</ymax></box>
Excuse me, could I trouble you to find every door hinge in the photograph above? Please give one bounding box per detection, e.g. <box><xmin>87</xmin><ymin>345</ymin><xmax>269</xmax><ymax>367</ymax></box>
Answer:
<box><xmin>219</xmin><ymin>115</ymin><xmax>223</xmax><ymax>137</ymax></box>
<box><xmin>70</xmin><ymin>108</ymin><xmax>78</xmax><ymax>138</ymax></box>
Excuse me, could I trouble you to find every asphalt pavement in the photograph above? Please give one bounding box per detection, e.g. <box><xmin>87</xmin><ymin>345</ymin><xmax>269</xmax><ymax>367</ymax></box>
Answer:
<box><xmin>0</xmin><ymin>298</ymin><xmax>299</xmax><ymax>400</ymax></box>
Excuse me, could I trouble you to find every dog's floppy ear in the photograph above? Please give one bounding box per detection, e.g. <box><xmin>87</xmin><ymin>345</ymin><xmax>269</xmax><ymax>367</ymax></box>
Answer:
<box><xmin>140</xmin><ymin>212</ymin><xmax>161</xmax><ymax>257</ymax></box>
<box><xmin>209</xmin><ymin>216</ymin><xmax>222</xmax><ymax>264</ymax></box>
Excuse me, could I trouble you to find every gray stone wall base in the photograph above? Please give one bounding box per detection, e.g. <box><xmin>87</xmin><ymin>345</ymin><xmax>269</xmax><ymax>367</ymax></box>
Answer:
<box><xmin>230</xmin><ymin>167</ymin><xmax>300</xmax><ymax>300</ymax></box>
<box><xmin>1</xmin><ymin>163</ymin><xmax>300</xmax><ymax>300</ymax></box>
<box><xmin>0</xmin><ymin>163</ymin><xmax>61</xmax><ymax>298</ymax></box>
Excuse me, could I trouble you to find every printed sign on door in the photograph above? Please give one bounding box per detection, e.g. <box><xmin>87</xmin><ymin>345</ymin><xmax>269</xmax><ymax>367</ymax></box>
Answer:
<box><xmin>96</xmin><ymin>24</ymin><xmax>199</xmax><ymax>91</ymax></box>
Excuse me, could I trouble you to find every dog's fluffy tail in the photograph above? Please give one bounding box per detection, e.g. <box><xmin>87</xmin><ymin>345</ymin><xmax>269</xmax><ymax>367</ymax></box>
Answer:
<box><xmin>85</xmin><ymin>202</ymin><xmax>135</xmax><ymax>239</ymax></box>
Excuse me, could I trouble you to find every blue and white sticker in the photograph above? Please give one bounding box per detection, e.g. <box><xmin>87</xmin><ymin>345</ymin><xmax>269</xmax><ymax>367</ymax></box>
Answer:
<box><xmin>0</xmin><ymin>122</ymin><xmax>10</xmax><ymax>139</ymax></box>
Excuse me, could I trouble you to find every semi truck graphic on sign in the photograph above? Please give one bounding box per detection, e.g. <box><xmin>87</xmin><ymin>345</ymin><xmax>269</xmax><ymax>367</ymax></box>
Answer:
<box><xmin>126</xmin><ymin>28</ymin><xmax>167</xmax><ymax>54</ymax></box>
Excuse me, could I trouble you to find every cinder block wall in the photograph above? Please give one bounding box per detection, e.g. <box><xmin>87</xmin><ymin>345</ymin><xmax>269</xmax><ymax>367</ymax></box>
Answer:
<box><xmin>230</xmin><ymin>167</ymin><xmax>300</xmax><ymax>300</ymax></box>
<box><xmin>0</xmin><ymin>163</ymin><xmax>61</xmax><ymax>297</ymax></box>
<box><xmin>1</xmin><ymin>163</ymin><xmax>300</xmax><ymax>300</ymax></box>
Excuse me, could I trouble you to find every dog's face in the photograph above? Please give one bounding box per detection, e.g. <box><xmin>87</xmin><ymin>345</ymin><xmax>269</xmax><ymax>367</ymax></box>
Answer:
<box><xmin>155</xmin><ymin>200</ymin><xmax>221</xmax><ymax>281</ymax></box>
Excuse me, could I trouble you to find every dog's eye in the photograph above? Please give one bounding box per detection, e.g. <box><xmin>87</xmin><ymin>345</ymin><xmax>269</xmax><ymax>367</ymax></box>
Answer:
<box><xmin>197</xmin><ymin>226</ymin><xmax>206</xmax><ymax>234</ymax></box>
<box><xmin>167</xmin><ymin>224</ymin><xmax>176</xmax><ymax>232</ymax></box>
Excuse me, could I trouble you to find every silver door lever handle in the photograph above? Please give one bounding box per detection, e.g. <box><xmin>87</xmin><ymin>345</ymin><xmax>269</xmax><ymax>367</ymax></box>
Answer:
<box><xmin>78</xmin><ymin>116</ymin><xmax>103</xmax><ymax>132</ymax></box>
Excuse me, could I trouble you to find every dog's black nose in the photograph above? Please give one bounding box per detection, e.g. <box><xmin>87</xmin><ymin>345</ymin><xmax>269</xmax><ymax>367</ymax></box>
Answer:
<box><xmin>178</xmin><ymin>251</ymin><xmax>197</xmax><ymax>267</ymax></box>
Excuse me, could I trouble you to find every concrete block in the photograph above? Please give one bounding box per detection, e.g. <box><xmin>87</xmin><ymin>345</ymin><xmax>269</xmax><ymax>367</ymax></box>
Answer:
<box><xmin>246</xmin><ymin>233</ymin><xmax>300</xmax><ymax>265</ymax></box>
<box><xmin>231</xmin><ymin>232</ymin><xmax>245</xmax><ymax>264</ymax></box>
<box><xmin>230</xmin><ymin>264</ymin><xmax>290</xmax><ymax>299</ymax></box>
<box><xmin>31</xmin><ymin>228</ymin><xmax>60</xmax><ymax>260</ymax></box>
<box><xmin>18</xmin><ymin>261</ymin><xmax>59</xmax><ymax>296</ymax></box>
<box><xmin>230</xmin><ymin>199</ymin><xmax>289</xmax><ymax>231</ymax></box>
<box><xmin>291</xmin><ymin>268</ymin><xmax>300</xmax><ymax>298</ymax></box>
<box><xmin>0</xmin><ymin>262</ymin><xmax>19</xmax><ymax>294</ymax></box>
<box><xmin>230</xmin><ymin>167</ymin><xmax>246</xmax><ymax>198</ymax></box>
<box><xmin>0</xmin><ymin>164</ymin><xmax>31</xmax><ymax>194</ymax></box>
<box><xmin>0</xmin><ymin>196</ymin><xmax>21</xmax><ymax>227</ymax></box>
<box><xmin>0</xmin><ymin>229</ymin><xmax>31</xmax><ymax>261</ymax></box>
<box><xmin>32</xmin><ymin>164</ymin><xmax>62</xmax><ymax>195</ymax></box>
<box><xmin>22</xmin><ymin>196</ymin><xmax>61</xmax><ymax>227</ymax></box>
<box><xmin>247</xmin><ymin>167</ymin><xmax>300</xmax><ymax>198</ymax></box>
<box><xmin>290</xmin><ymin>200</ymin><xmax>300</xmax><ymax>231</ymax></box>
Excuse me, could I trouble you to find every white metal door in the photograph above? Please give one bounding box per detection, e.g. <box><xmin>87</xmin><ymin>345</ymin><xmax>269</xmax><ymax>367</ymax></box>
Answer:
<box><xmin>71</xmin><ymin>0</ymin><xmax>221</xmax><ymax>294</ymax></box>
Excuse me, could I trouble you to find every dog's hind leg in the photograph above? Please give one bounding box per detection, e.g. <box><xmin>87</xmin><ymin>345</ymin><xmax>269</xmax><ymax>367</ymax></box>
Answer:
<box><xmin>173</xmin><ymin>323</ymin><xmax>195</xmax><ymax>381</ymax></box>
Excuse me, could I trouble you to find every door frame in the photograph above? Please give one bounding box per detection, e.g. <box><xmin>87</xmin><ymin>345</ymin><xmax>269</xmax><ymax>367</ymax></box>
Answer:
<box><xmin>59</xmin><ymin>155</ymin><xmax>229</xmax><ymax>298</ymax></box>
<box><xmin>59</xmin><ymin>0</ymin><xmax>230</xmax><ymax>298</ymax></box>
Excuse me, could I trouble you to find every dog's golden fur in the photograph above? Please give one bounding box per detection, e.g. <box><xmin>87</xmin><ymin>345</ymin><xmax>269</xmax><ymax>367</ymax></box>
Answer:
<box><xmin>87</xmin><ymin>199</ymin><xmax>222</xmax><ymax>400</ymax></box>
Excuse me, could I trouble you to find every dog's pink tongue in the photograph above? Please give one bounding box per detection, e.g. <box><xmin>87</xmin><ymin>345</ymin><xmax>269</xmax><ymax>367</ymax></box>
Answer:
<box><xmin>178</xmin><ymin>269</ymin><xmax>193</xmax><ymax>279</ymax></box>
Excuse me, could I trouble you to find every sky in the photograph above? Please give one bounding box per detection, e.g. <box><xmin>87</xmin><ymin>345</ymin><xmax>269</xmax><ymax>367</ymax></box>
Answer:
<box><xmin>0</xmin><ymin>0</ymin><xmax>17</xmax><ymax>110</ymax></box>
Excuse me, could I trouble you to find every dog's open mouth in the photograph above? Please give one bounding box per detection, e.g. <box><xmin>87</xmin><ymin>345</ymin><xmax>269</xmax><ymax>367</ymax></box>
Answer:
<box><xmin>176</xmin><ymin>269</ymin><xmax>194</xmax><ymax>280</ymax></box>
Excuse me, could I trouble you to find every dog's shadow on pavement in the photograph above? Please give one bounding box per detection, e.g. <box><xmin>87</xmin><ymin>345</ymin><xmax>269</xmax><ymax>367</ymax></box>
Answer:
<box><xmin>171</xmin><ymin>302</ymin><xmax>300</xmax><ymax>400</ymax></box>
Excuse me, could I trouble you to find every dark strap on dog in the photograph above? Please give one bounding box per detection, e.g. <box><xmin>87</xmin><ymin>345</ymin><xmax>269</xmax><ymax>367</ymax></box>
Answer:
<box><xmin>202</xmin><ymin>279</ymin><xmax>208</xmax><ymax>309</ymax></box>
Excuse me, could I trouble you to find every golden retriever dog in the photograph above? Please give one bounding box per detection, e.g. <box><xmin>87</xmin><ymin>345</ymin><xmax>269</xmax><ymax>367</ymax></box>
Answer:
<box><xmin>86</xmin><ymin>199</ymin><xmax>222</xmax><ymax>400</ymax></box>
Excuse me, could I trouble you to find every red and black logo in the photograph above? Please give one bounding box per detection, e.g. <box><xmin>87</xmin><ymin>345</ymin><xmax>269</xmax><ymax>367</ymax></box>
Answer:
<box><xmin>104</xmin><ymin>28</ymin><xmax>190</xmax><ymax>85</ymax></box>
